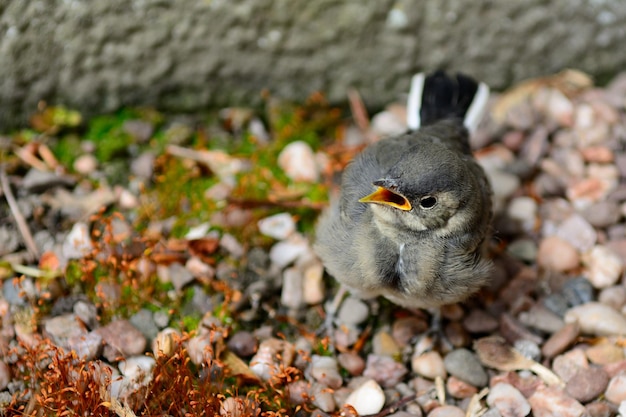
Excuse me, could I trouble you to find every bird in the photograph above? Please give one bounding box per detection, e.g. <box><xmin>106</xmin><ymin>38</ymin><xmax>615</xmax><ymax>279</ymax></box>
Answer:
<box><xmin>314</xmin><ymin>70</ymin><xmax>493</xmax><ymax>320</ymax></box>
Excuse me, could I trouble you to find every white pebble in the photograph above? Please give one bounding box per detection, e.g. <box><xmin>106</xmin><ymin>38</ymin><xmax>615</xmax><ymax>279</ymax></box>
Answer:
<box><xmin>411</xmin><ymin>351</ymin><xmax>447</xmax><ymax>380</ymax></box>
<box><xmin>269</xmin><ymin>234</ymin><xmax>310</xmax><ymax>268</ymax></box>
<box><xmin>185</xmin><ymin>223</ymin><xmax>211</xmax><ymax>239</ymax></box>
<box><xmin>73</xmin><ymin>154</ymin><xmax>98</xmax><ymax>174</ymax></box>
<box><xmin>220</xmin><ymin>233</ymin><xmax>244</xmax><ymax>259</ymax></box>
<box><xmin>583</xmin><ymin>245</ymin><xmax>624</xmax><ymax>289</ymax></box>
<box><xmin>565</xmin><ymin>302</ymin><xmax>626</xmax><ymax>336</ymax></box>
<box><xmin>118</xmin><ymin>356</ymin><xmax>156</xmax><ymax>384</ymax></box>
<box><xmin>344</xmin><ymin>379</ymin><xmax>385</xmax><ymax>415</ymax></box>
<box><xmin>371</xmin><ymin>110</ymin><xmax>407</xmax><ymax>137</ymax></box>
<box><xmin>303</xmin><ymin>260</ymin><xmax>325</xmax><ymax>305</ymax></box>
<box><xmin>487</xmin><ymin>383</ymin><xmax>531</xmax><ymax>417</ymax></box>
<box><xmin>337</xmin><ymin>297</ymin><xmax>370</xmax><ymax>326</ymax></box>
<box><xmin>507</xmin><ymin>197</ymin><xmax>538</xmax><ymax>233</ymax></box>
<box><xmin>62</xmin><ymin>222</ymin><xmax>93</xmax><ymax>259</ymax></box>
<box><xmin>310</xmin><ymin>355</ymin><xmax>343</xmax><ymax>389</ymax></box>
<box><xmin>117</xmin><ymin>188</ymin><xmax>138</xmax><ymax>209</ymax></box>
<box><xmin>277</xmin><ymin>141</ymin><xmax>319</xmax><ymax>182</ymax></box>
<box><xmin>281</xmin><ymin>267</ymin><xmax>304</xmax><ymax>309</ymax></box>
<box><xmin>258</xmin><ymin>213</ymin><xmax>296</xmax><ymax>240</ymax></box>
<box><xmin>555</xmin><ymin>214</ymin><xmax>597</xmax><ymax>252</ymax></box>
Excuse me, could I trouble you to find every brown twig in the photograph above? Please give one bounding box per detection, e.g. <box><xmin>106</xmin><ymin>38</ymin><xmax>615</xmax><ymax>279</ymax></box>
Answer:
<box><xmin>0</xmin><ymin>167</ymin><xmax>39</xmax><ymax>260</ymax></box>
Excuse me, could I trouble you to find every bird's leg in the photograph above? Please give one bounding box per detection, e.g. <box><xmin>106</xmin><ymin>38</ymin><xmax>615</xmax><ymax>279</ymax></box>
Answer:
<box><xmin>427</xmin><ymin>307</ymin><xmax>454</xmax><ymax>352</ymax></box>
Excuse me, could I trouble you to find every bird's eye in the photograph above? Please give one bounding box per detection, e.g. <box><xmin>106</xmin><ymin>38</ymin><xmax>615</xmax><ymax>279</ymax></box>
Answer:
<box><xmin>419</xmin><ymin>196</ymin><xmax>437</xmax><ymax>209</ymax></box>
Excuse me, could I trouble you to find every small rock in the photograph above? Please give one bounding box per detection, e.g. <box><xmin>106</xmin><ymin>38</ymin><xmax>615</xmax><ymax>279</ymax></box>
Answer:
<box><xmin>581</xmin><ymin>200</ymin><xmax>621</xmax><ymax>229</ymax></box>
<box><xmin>227</xmin><ymin>331</ymin><xmax>257</xmax><ymax>358</ymax></box>
<box><xmin>582</xmin><ymin>245</ymin><xmax>624</xmax><ymax>289</ymax></box>
<box><xmin>185</xmin><ymin>256</ymin><xmax>215</xmax><ymax>279</ymax></box>
<box><xmin>119</xmin><ymin>356</ymin><xmax>156</xmax><ymax>383</ymax></box>
<box><xmin>258</xmin><ymin>213</ymin><xmax>296</xmax><ymax>240</ymax></box>
<box><xmin>117</xmin><ymin>188</ymin><xmax>138</xmax><ymax>209</ymax></box>
<box><xmin>73</xmin><ymin>154</ymin><xmax>98</xmax><ymax>174</ymax></box>
<box><xmin>463</xmin><ymin>309</ymin><xmax>499</xmax><ymax>334</ymax></box>
<box><xmin>411</xmin><ymin>350</ymin><xmax>447</xmax><ymax>380</ymax></box>
<box><xmin>486</xmin><ymin>383</ymin><xmax>531</xmax><ymax>417</ymax></box>
<box><xmin>546</xmin><ymin>88</ymin><xmax>575</xmax><ymax>127</ymax></box>
<box><xmin>310</xmin><ymin>355</ymin><xmax>343</xmax><ymax>389</ymax></box>
<box><xmin>426</xmin><ymin>405</ymin><xmax>465</xmax><ymax>417</ymax></box>
<box><xmin>310</xmin><ymin>382</ymin><xmax>336</xmax><ymax>412</ymax></box>
<box><xmin>338</xmin><ymin>352</ymin><xmax>365</xmax><ymax>376</ymax></box>
<box><xmin>269</xmin><ymin>234</ymin><xmax>310</xmax><ymax>268</ymax></box>
<box><xmin>165</xmin><ymin>262</ymin><xmax>195</xmax><ymax>292</ymax></box>
<box><xmin>129</xmin><ymin>309</ymin><xmax>159</xmax><ymax>342</ymax></box>
<box><xmin>537</xmin><ymin>236</ymin><xmax>580</xmax><ymax>272</ymax></box>
<box><xmin>528</xmin><ymin>385</ymin><xmax>586</xmax><ymax>417</ymax></box>
<box><xmin>598</xmin><ymin>285</ymin><xmax>626</xmax><ymax>311</ymax></box>
<box><xmin>565</xmin><ymin>366</ymin><xmax>609</xmax><ymax>403</ymax></box>
<box><xmin>303</xmin><ymin>260</ymin><xmax>325</xmax><ymax>305</ymax></box>
<box><xmin>220</xmin><ymin>233</ymin><xmax>244</xmax><ymax>259</ymax></box>
<box><xmin>565</xmin><ymin>302</ymin><xmax>626</xmax><ymax>337</ymax></box>
<box><xmin>337</xmin><ymin>297</ymin><xmax>370</xmax><ymax>326</ymax></box>
<box><xmin>287</xmin><ymin>380</ymin><xmax>309</xmax><ymax>405</ymax></box>
<box><xmin>520</xmin><ymin>126</ymin><xmax>549</xmax><ymax>167</ymax></box>
<box><xmin>585</xmin><ymin>401</ymin><xmax>613</xmax><ymax>417</ymax></box>
<box><xmin>542</xmin><ymin>322</ymin><xmax>580</xmax><ymax>358</ymax></box>
<box><xmin>249</xmin><ymin>338</ymin><xmax>295</xmax><ymax>381</ymax></box>
<box><xmin>446</xmin><ymin>376</ymin><xmax>477</xmax><ymax>399</ymax></box>
<box><xmin>518</xmin><ymin>304</ymin><xmax>565</xmax><ymax>334</ymax></box>
<box><xmin>277</xmin><ymin>141</ymin><xmax>319</xmax><ymax>182</ymax></box>
<box><xmin>372</xmin><ymin>330</ymin><xmax>401</xmax><ymax>357</ymax></box>
<box><xmin>392</xmin><ymin>316</ymin><xmax>428</xmax><ymax>347</ymax></box>
<box><xmin>281</xmin><ymin>267</ymin><xmax>304</xmax><ymax>309</ymax></box>
<box><xmin>43</xmin><ymin>314</ymin><xmax>85</xmax><ymax>348</ymax></box>
<box><xmin>344</xmin><ymin>379</ymin><xmax>385</xmax><ymax>415</ymax></box>
<box><xmin>605</xmin><ymin>374</ymin><xmax>626</xmax><ymax>404</ymax></box>
<box><xmin>513</xmin><ymin>339</ymin><xmax>541</xmax><ymax>362</ymax></box>
<box><xmin>62</xmin><ymin>222</ymin><xmax>93</xmax><ymax>259</ymax></box>
<box><xmin>363</xmin><ymin>354</ymin><xmax>408</xmax><ymax>388</ymax></box>
<box><xmin>371</xmin><ymin>110</ymin><xmax>407</xmax><ymax>137</ymax></box>
<box><xmin>67</xmin><ymin>332</ymin><xmax>103</xmax><ymax>360</ymax></box>
<box><xmin>507</xmin><ymin>239</ymin><xmax>538</xmax><ymax>263</ymax></box>
<box><xmin>186</xmin><ymin>333</ymin><xmax>215</xmax><ymax>365</ymax></box>
<box><xmin>553</xmin><ymin>349</ymin><xmax>589</xmax><ymax>382</ymax></box>
<box><xmin>580</xmin><ymin>145</ymin><xmax>614</xmax><ymax>163</ymax></box>
<box><xmin>499</xmin><ymin>313</ymin><xmax>543</xmax><ymax>346</ymax></box>
<box><xmin>555</xmin><ymin>214</ymin><xmax>597</xmax><ymax>252</ymax></box>
<box><xmin>95</xmin><ymin>319</ymin><xmax>147</xmax><ymax>361</ymax></box>
<box><xmin>443</xmin><ymin>348</ymin><xmax>488</xmax><ymax>387</ymax></box>
<box><xmin>561</xmin><ymin>277</ymin><xmax>595</xmax><ymax>307</ymax></box>
<box><xmin>586</xmin><ymin>342</ymin><xmax>624</xmax><ymax>365</ymax></box>
<box><xmin>131</xmin><ymin>151</ymin><xmax>155</xmax><ymax>180</ymax></box>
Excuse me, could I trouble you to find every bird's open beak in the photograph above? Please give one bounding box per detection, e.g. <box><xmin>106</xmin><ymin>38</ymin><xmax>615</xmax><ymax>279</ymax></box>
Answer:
<box><xmin>359</xmin><ymin>186</ymin><xmax>412</xmax><ymax>211</ymax></box>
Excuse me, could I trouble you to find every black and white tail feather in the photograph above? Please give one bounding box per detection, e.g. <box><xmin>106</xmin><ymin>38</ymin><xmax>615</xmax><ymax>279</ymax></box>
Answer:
<box><xmin>406</xmin><ymin>70</ymin><xmax>490</xmax><ymax>134</ymax></box>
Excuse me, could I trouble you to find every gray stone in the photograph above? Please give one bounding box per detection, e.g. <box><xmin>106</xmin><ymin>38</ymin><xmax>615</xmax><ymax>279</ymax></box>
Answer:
<box><xmin>443</xmin><ymin>348</ymin><xmax>488</xmax><ymax>387</ymax></box>
<box><xmin>129</xmin><ymin>309</ymin><xmax>159</xmax><ymax>342</ymax></box>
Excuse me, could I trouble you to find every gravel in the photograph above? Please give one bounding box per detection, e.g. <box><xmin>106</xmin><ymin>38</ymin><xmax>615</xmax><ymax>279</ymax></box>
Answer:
<box><xmin>4</xmin><ymin>70</ymin><xmax>626</xmax><ymax>415</ymax></box>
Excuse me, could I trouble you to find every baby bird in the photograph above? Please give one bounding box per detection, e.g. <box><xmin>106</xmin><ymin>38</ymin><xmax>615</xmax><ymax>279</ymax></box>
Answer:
<box><xmin>315</xmin><ymin>70</ymin><xmax>493</xmax><ymax>315</ymax></box>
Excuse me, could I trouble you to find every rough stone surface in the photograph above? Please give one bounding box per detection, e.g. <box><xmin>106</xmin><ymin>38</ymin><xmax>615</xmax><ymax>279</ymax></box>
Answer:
<box><xmin>2</xmin><ymin>1</ymin><xmax>626</xmax><ymax>129</ymax></box>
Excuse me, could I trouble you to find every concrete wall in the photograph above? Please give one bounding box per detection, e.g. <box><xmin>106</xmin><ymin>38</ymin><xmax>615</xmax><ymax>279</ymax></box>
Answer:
<box><xmin>1</xmin><ymin>0</ymin><xmax>624</xmax><ymax>129</ymax></box>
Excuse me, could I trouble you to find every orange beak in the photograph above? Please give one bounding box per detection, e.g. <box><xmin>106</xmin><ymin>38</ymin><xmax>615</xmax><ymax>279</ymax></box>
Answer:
<box><xmin>359</xmin><ymin>186</ymin><xmax>412</xmax><ymax>211</ymax></box>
